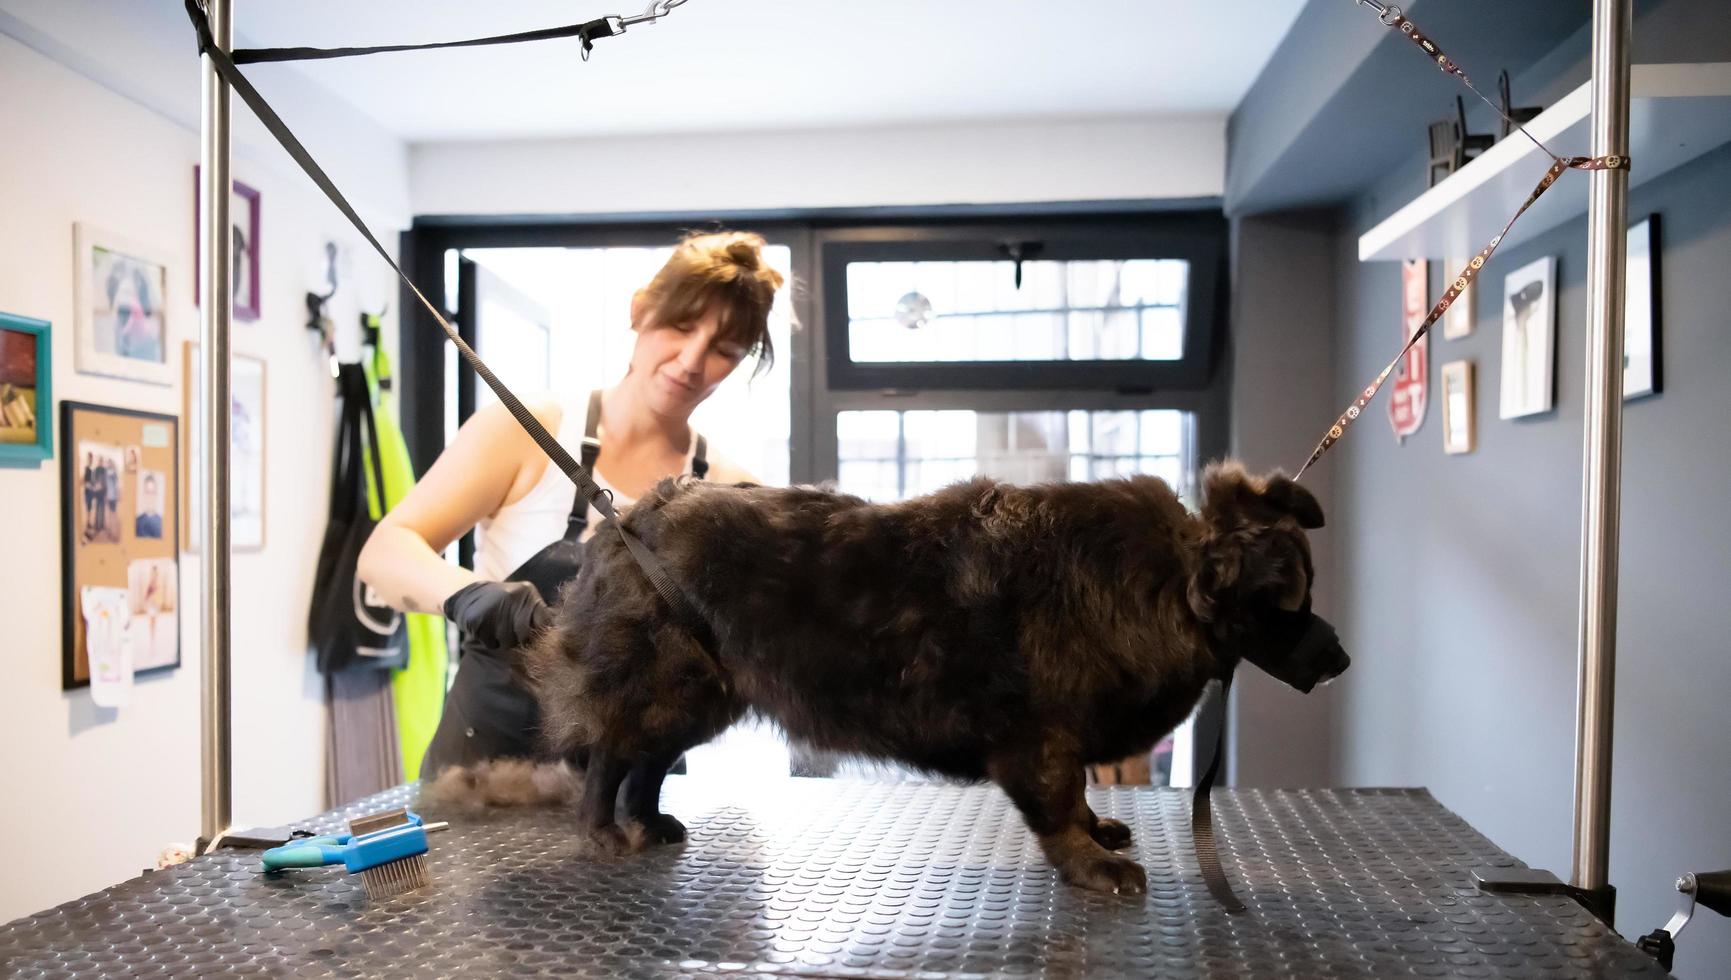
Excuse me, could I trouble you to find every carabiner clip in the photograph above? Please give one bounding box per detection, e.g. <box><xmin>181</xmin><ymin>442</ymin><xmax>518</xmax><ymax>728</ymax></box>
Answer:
<box><xmin>1356</xmin><ymin>0</ymin><xmax>1403</xmax><ymax>25</ymax></box>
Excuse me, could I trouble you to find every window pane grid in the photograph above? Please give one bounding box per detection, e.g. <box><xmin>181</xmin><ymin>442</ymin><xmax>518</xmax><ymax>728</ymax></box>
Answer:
<box><xmin>837</xmin><ymin>409</ymin><xmax>1194</xmax><ymax>504</ymax></box>
<box><xmin>846</xmin><ymin>258</ymin><xmax>1188</xmax><ymax>364</ymax></box>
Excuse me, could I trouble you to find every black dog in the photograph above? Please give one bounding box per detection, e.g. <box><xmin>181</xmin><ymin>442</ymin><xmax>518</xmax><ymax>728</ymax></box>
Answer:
<box><xmin>527</xmin><ymin>462</ymin><xmax>1348</xmax><ymax>895</ymax></box>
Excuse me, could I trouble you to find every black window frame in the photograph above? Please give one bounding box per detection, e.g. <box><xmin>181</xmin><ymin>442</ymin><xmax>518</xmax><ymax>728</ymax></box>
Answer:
<box><xmin>819</xmin><ymin>211</ymin><xmax>1225</xmax><ymax>393</ymax></box>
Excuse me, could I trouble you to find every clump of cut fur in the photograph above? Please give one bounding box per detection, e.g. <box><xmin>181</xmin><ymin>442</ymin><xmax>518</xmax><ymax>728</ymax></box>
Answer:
<box><xmin>424</xmin><ymin>758</ymin><xmax>582</xmax><ymax>808</ymax></box>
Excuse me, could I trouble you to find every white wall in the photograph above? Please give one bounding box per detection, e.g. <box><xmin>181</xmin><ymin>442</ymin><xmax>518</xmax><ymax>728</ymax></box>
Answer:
<box><xmin>0</xmin><ymin>26</ymin><xmax>409</xmax><ymax>922</ymax></box>
<box><xmin>412</xmin><ymin>114</ymin><xmax>1226</xmax><ymax>217</ymax></box>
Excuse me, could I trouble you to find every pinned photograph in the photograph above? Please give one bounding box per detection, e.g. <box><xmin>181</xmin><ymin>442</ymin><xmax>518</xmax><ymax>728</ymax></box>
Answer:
<box><xmin>1624</xmin><ymin>216</ymin><xmax>1661</xmax><ymax>400</ymax></box>
<box><xmin>0</xmin><ymin>312</ymin><xmax>51</xmax><ymax>465</ymax></box>
<box><xmin>1441</xmin><ymin>360</ymin><xmax>1475</xmax><ymax>455</ymax></box>
<box><xmin>126</xmin><ymin>558</ymin><xmax>179</xmax><ymax>672</ymax></box>
<box><xmin>74</xmin><ymin>224</ymin><xmax>173</xmax><ymax>385</ymax></box>
<box><xmin>135</xmin><ymin>469</ymin><xmax>166</xmax><ymax>539</ymax></box>
<box><xmin>77</xmin><ymin>441</ymin><xmax>124</xmax><ymax>544</ymax></box>
<box><xmin>1498</xmin><ymin>256</ymin><xmax>1556</xmax><ymax>419</ymax></box>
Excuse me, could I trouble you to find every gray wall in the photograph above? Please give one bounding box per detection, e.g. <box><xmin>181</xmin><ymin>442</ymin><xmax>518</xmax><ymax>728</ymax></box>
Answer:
<box><xmin>1226</xmin><ymin>211</ymin><xmax>1343</xmax><ymax>789</ymax></box>
<box><xmin>1320</xmin><ymin>1</ymin><xmax>1731</xmax><ymax>973</ymax></box>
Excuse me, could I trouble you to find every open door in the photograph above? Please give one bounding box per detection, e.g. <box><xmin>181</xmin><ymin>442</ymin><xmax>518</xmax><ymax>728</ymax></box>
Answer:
<box><xmin>452</xmin><ymin>255</ymin><xmax>552</xmax><ymax>569</ymax></box>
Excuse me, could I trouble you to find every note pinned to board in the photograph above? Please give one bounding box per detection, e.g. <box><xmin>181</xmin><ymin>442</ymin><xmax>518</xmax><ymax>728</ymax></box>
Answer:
<box><xmin>81</xmin><ymin>586</ymin><xmax>134</xmax><ymax>708</ymax></box>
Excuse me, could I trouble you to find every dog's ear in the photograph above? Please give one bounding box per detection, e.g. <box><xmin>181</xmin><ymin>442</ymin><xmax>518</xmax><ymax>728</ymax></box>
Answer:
<box><xmin>1199</xmin><ymin>462</ymin><xmax>1258</xmax><ymax>528</ymax></box>
<box><xmin>1262</xmin><ymin>474</ymin><xmax>1325</xmax><ymax>529</ymax></box>
<box><xmin>1200</xmin><ymin>462</ymin><xmax>1324</xmax><ymax>529</ymax></box>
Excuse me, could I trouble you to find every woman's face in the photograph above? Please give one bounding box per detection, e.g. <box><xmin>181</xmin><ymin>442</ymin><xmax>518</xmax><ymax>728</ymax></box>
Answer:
<box><xmin>629</xmin><ymin>305</ymin><xmax>747</xmax><ymax>419</ymax></box>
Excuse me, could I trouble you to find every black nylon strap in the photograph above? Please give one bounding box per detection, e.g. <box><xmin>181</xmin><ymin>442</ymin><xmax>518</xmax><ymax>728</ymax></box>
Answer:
<box><xmin>233</xmin><ymin>18</ymin><xmax>619</xmax><ymax>64</ymax></box>
<box><xmin>566</xmin><ymin>388</ymin><xmax>604</xmax><ymax>536</ymax></box>
<box><xmin>1191</xmin><ymin>674</ymin><xmax>1247</xmax><ymax>914</ymax></box>
<box><xmin>354</xmin><ymin>365</ymin><xmax>390</xmax><ymax>523</ymax></box>
<box><xmin>181</xmin><ymin>0</ymin><xmax>718</xmax><ymax>657</ymax></box>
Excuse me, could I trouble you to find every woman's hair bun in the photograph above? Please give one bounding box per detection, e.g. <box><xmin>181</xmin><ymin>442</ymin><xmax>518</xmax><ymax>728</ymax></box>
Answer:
<box><xmin>723</xmin><ymin>236</ymin><xmax>762</xmax><ymax>268</ymax></box>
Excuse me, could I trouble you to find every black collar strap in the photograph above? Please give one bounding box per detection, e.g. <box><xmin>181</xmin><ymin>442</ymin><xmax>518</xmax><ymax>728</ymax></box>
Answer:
<box><xmin>181</xmin><ymin>0</ymin><xmax>721</xmax><ymax>665</ymax></box>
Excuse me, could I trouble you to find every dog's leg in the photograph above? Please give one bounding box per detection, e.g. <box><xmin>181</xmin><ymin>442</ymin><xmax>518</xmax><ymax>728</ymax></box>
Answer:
<box><xmin>1086</xmin><ymin>807</ymin><xmax>1134</xmax><ymax>850</ymax></box>
<box><xmin>619</xmin><ymin>749</ymin><xmax>686</xmax><ymax>847</ymax></box>
<box><xmin>574</xmin><ymin>748</ymin><xmax>632</xmax><ymax>856</ymax></box>
<box><xmin>992</xmin><ymin>744</ymin><xmax>1147</xmax><ymax>896</ymax></box>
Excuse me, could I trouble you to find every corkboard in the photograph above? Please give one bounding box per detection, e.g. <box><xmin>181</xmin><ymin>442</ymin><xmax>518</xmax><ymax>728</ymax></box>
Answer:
<box><xmin>59</xmin><ymin>401</ymin><xmax>181</xmax><ymax>689</ymax></box>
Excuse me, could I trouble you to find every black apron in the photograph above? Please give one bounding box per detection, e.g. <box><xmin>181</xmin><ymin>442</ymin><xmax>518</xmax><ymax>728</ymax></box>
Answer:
<box><xmin>422</xmin><ymin>390</ymin><xmax>708</xmax><ymax>773</ymax></box>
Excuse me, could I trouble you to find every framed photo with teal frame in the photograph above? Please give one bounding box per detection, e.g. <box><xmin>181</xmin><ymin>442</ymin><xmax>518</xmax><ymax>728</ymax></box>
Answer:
<box><xmin>0</xmin><ymin>311</ymin><xmax>53</xmax><ymax>467</ymax></box>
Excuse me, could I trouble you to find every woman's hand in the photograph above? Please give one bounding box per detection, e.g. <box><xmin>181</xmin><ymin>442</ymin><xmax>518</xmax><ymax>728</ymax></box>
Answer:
<box><xmin>443</xmin><ymin>581</ymin><xmax>551</xmax><ymax>654</ymax></box>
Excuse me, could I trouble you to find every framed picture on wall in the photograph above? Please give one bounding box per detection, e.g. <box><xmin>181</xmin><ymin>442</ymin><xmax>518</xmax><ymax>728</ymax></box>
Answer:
<box><xmin>1624</xmin><ymin>215</ymin><xmax>1661</xmax><ymax>400</ymax></box>
<box><xmin>59</xmin><ymin>401</ymin><xmax>181</xmax><ymax>692</ymax></box>
<box><xmin>0</xmin><ymin>311</ymin><xmax>52</xmax><ymax>467</ymax></box>
<box><xmin>1499</xmin><ymin>255</ymin><xmax>1556</xmax><ymax>419</ymax></box>
<box><xmin>194</xmin><ymin>168</ymin><xmax>263</xmax><ymax>322</ymax></box>
<box><xmin>182</xmin><ymin>342</ymin><xmax>267</xmax><ymax>551</ymax></box>
<box><xmin>1441</xmin><ymin>359</ymin><xmax>1475</xmax><ymax>454</ymax></box>
<box><xmin>73</xmin><ymin>223</ymin><xmax>173</xmax><ymax>386</ymax></box>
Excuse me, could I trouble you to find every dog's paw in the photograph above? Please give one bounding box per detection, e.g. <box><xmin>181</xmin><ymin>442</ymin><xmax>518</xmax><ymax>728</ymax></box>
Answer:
<box><xmin>1059</xmin><ymin>852</ymin><xmax>1148</xmax><ymax>896</ymax></box>
<box><xmin>625</xmin><ymin>813</ymin><xmax>687</xmax><ymax>849</ymax></box>
<box><xmin>576</xmin><ymin>824</ymin><xmax>631</xmax><ymax>858</ymax></box>
<box><xmin>1091</xmin><ymin>817</ymin><xmax>1133</xmax><ymax>851</ymax></box>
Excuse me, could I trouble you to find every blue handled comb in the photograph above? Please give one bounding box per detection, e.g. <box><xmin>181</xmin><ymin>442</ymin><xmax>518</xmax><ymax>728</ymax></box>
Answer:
<box><xmin>261</xmin><ymin>810</ymin><xmax>445</xmax><ymax>898</ymax></box>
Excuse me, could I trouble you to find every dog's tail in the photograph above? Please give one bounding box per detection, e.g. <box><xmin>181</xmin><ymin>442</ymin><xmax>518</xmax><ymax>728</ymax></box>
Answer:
<box><xmin>422</xmin><ymin>758</ymin><xmax>582</xmax><ymax>808</ymax></box>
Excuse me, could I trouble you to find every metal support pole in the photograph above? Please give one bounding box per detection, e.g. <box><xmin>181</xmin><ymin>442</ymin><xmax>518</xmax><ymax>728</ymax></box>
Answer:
<box><xmin>197</xmin><ymin>0</ymin><xmax>235</xmax><ymax>854</ymax></box>
<box><xmin>1570</xmin><ymin>0</ymin><xmax>1632</xmax><ymax>902</ymax></box>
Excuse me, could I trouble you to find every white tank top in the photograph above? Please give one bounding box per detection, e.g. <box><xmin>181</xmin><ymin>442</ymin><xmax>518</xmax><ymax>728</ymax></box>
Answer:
<box><xmin>472</xmin><ymin>394</ymin><xmax>700</xmax><ymax>582</ymax></box>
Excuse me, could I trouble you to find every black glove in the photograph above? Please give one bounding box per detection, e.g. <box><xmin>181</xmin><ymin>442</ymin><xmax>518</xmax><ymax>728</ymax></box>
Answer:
<box><xmin>442</xmin><ymin>581</ymin><xmax>551</xmax><ymax>656</ymax></box>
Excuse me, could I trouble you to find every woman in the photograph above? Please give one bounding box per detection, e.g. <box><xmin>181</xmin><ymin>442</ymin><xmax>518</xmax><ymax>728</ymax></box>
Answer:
<box><xmin>358</xmin><ymin>231</ymin><xmax>784</xmax><ymax>776</ymax></box>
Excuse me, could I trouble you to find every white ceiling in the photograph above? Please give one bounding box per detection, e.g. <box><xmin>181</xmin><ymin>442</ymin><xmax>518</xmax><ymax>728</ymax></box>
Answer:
<box><xmin>235</xmin><ymin>0</ymin><xmax>1309</xmax><ymax>142</ymax></box>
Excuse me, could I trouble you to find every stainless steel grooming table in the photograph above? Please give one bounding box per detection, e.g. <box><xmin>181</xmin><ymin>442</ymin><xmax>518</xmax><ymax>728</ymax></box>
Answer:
<box><xmin>0</xmin><ymin>778</ymin><xmax>1667</xmax><ymax>978</ymax></box>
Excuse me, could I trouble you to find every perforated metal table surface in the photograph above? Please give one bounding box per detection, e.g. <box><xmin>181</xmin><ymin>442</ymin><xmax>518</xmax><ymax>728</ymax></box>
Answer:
<box><xmin>0</xmin><ymin>778</ymin><xmax>1667</xmax><ymax>978</ymax></box>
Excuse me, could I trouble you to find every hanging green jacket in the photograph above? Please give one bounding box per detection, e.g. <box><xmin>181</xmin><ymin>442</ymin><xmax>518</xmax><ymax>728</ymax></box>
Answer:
<box><xmin>360</xmin><ymin>318</ymin><xmax>449</xmax><ymax>782</ymax></box>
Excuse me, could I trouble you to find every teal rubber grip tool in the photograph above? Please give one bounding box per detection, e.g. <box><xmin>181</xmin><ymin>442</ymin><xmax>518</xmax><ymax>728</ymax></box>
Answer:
<box><xmin>260</xmin><ymin>833</ymin><xmax>353</xmax><ymax>871</ymax></box>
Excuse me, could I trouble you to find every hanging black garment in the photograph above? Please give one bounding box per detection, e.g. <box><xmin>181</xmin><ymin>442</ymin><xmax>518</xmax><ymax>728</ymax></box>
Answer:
<box><xmin>423</xmin><ymin>390</ymin><xmax>708</xmax><ymax>773</ymax></box>
<box><xmin>309</xmin><ymin>363</ymin><xmax>408</xmax><ymax>674</ymax></box>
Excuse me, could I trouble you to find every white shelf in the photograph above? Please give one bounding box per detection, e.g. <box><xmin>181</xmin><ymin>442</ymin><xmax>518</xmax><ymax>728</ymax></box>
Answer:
<box><xmin>1359</xmin><ymin>63</ymin><xmax>1731</xmax><ymax>262</ymax></box>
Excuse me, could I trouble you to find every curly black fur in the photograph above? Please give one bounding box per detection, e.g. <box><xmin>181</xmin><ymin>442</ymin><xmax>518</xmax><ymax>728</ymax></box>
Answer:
<box><xmin>526</xmin><ymin>462</ymin><xmax>1339</xmax><ymax>894</ymax></box>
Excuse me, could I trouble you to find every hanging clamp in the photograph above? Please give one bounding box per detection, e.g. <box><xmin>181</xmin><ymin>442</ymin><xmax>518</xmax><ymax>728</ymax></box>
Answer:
<box><xmin>587</xmin><ymin>0</ymin><xmax>687</xmax><ymax>61</ymax></box>
<box><xmin>1355</xmin><ymin>0</ymin><xmax>1403</xmax><ymax>26</ymax></box>
<box><xmin>617</xmin><ymin>0</ymin><xmax>691</xmax><ymax>30</ymax></box>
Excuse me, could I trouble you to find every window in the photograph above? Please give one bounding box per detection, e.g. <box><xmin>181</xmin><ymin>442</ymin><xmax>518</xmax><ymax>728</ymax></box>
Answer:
<box><xmin>845</xmin><ymin>258</ymin><xmax>1189</xmax><ymax>364</ymax></box>
<box><xmin>821</xmin><ymin>215</ymin><xmax>1223</xmax><ymax>392</ymax></box>
<box><xmin>836</xmin><ymin>409</ymin><xmax>1197</xmax><ymax>504</ymax></box>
